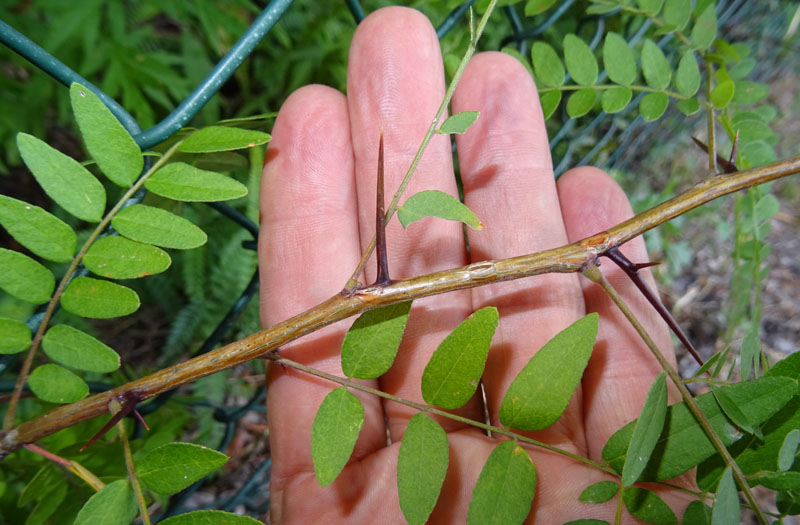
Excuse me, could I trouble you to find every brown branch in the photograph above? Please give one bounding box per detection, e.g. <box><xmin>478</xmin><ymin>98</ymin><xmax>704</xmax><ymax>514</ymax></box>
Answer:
<box><xmin>2</xmin><ymin>154</ymin><xmax>799</xmax><ymax>458</ymax></box>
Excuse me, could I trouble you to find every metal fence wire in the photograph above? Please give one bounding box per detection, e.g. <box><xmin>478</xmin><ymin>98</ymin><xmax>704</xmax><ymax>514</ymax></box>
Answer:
<box><xmin>0</xmin><ymin>0</ymin><xmax>796</xmax><ymax>520</ymax></box>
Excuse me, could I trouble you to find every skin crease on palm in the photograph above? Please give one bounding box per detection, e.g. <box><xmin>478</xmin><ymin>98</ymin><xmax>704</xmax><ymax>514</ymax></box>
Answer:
<box><xmin>259</xmin><ymin>7</ymin><xmax>695</xmax><ymax>524</ymax></box>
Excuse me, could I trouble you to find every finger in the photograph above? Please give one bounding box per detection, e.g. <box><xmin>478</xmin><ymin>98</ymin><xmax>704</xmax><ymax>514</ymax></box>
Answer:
<box><xmin>346</xmin><ymin>7</ymin><xmax>479</xmax><ymax>437</ymax></box>
<box><xmin>259</xmin><ymin>86</ymin><xmax>386</xmax><ymax>502</ymax></box>
<box><xmin>452</xmin><ymin>52</ymin><xmax>586</xmax><ymax>448</ymax></box>
<box><xmin>557</xmin><ymin>166</ymin><xmax>677</xmax><ymax>461</ymax></box>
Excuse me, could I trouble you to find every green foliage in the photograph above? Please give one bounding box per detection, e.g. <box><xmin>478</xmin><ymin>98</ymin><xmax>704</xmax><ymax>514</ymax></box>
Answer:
<box><xmin>178</xmin><ymin>126</ymin><xmax>271</xmax><ymax>153</ymax></box>
<box><xmin>42</xmin><ymin>324</ymin><xmax>120</xmax><ymax>373</ymax></box>
<box><xmin>112</xmin><ymin>204</ymin><xmax>208</xmax><ymax>249</ymax></box>
<box><xmin>622</xmin><ymin>372</ymin><xmax>667</xmax><ymax>486</ymax></box>
<box><xmin>711</xmin><ymin>467</ymin><xmax>740</xmax><ymax>523</ymax></box>
<box><xmin>578</xmin><ymin>481</ymin><xmax>619</xmax><ymax>504</ymax></box>
<box><xmin>436</xmin><ymin>110</ymin><xmax>480</xmax><ymax>134</ymax></box>
<box><xmin>0</xmin><ymin>195</ymin><xmax>76</xmax><ymax>262</ymax></box>
<box><xmin>28</xmin><ymin>363</ymin><xmax>89</xmax><ymax>403</ymax></box>
<box><xmin>61</xmin><ymin>276</ymin><xmax>141</xmax><ymax>319</ymax></box>
<box><xmin>622</xmin><ymin>487</ymin><xmax>677</xmax><ymax>524</ymax></box>
<box><xmin>72</xmin><ymin>480</ymin><xmax>137</xmax><ymax>525</ymax></box>
<box><xmin>311</xmin><ymin>387</ymin><xmax>365</xmax><ymax>486</ymax></box>
<box><xmin>159</xmin><ymin>510</ymin><xmax>264</xmax><ymax>525</ymax></box>
<box><xmin>341</xmin><ymin>302</ymin><xmax>412</xmax><ymax>379</ymax></box>
<box><xmin>137</xmin><ymin>442</ymin><xmax>229</xmax><ymax>495</ymax></box>
<box><xmin>398</xmin><ymin>190</ymin><xmax>482</xmax><ymax>230</ymax></box>
<box><xmin>397</xmin><ymin>414</ymin><xmax>449</xmax><ymax>525</ymax></box>
<box><xmin>0</xmin><ymin>249</ymin><xmax>54</xmax><ymax>304</ymax></box>
<box><xmin>145</xmin><ymin>163</ymin><xmax>249</xmax><ymax>202</ymax></box>
<box><xmin>0</xmin><ymin>317</ymin><xmax>31</xmax><ymax>354</ymax></box>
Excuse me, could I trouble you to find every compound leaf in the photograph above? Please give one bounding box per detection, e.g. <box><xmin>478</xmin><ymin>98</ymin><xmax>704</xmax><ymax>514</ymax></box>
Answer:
<box><xmin>0</xmin><ymin>317</ymin><xmax>31</xmax><ymax>354</ymax></box>
<box><xmin>341</xmin><ymin>302</ymin><xmax>412</xmax><ymax>379</ymax></box>
<box><xmin>137</xmin><ymin>442</ymin><xmax>228</xmax><ymax>495</ymax></box>
<box><xmin>70</xmin><ymin>83</ymin><xmax>142</xmax><ymax>187</ymax></box>
<box><xmin>578</xmin><ymin>481</ymin><xmax>619</xmax><ymax>504</ymax></box>
<box><xmin>159</xmin><ymin>511</ymin><xmax>263</xmax><ymax>525</ymax></box>
<box><xmin>42</xmin><ymin>324</ymin><xmax>120</xmax><ymax>373</ymax></box>
<box><xmin>563</xmin><ymin>34</ymin><xmax>598</xmax><ymax>86</ymax></box>
<box><xmin>421</xmin><ymin>307</ymin><xmax>498</xmax><ymax>409</ymax></box>
<box><xmin>398</xmin><ymin>191</ymin><xmax>482</xmax><ymax>230</ymax></box>
<box><xmin>622</xmin><ymin>372</ymin><xmax>667</xmax><ymax>486</ymax></box>
<box><xmin>28</xmin><ymin>364</ymin><xmax>88</xmax><ymax>403</ymax></box>
<box><xmin>73</xmin><ymin>480</ymin><xmax>137</xmax><ymax>525</ymax></box>
<box><xmin>467</xmin><ymin>440</ymin><xmax>536</xmax><ymax>524</ymax></box>
<box><xmin>531</xmin><ymin>42</ymin><xmax>565</xmax><ymax>88</ymax></box>
<box><xmin>566</xmin><ymin>88</ymin><xmax>596</xmax><ymax>118</ymax></box>
<box><xmin>145</xmin><ymin>162</ymin><xmax>248</xmax><ymax>202</ymax></box>
<box><xmin>61</xmin><ymin>276</ymin><xmax>140</xmax><ymax>319</ymax></box>
<box><xmin>691</xmin><ymin>4</ymin><xmax>717</xmax><ymax>51</ymax></box>
<box><xmin>639</xmin><ymin>92</ymin><xmax>669</xmax><ymax>121</ymax></box>
<box><xmin>622</xmin><ymin>487</ymin><xmax>677</xmax><ymax>524</ymax></box>
<box><xmin>499</xmin><ymin>313</ymin><xmax>598</xmax><ymax>430</ymax></box>
<box><xmin>601</xmin><ymin>86</ymin><xmax>632</xmax><ymax>114</ymax></box>
<box><xmin>437</xmin><ymin>111</ymin><xmax>479</xmax><ymax>134</ymax></box>
<box><xmin>0</xmin><ymin>195</ymin><xmax>76</xmax><ymax>262</ymax></box>
<box><xmin>641</xmin><ymin>39</ymin><xmax>671</xmax><ymax>90</ymax></box>
<box><xmin>112</xmin><ymin>204</ymin><xmax>207</xmax><ymax>249</ymax></box>
<box><xmin>0</xmin><ymin>248</ymin><xmax>55</xmax><ymax>304</ymax></box>
<box><xmin>84</xmin><ymin>236</ymin><xmax>171</xmax><ymax>279</ymax></box>
<box><xmin>603</xmin><ymin>32</ymin><xmax>636</xmax><ymax>86</ymax></box>
<box><xmin>311</xmin><ymin>387</ymin><xmax>365</xmax><ymax>486</ymax></box>
<box><xmin>179</xmin><ymin>126</ymin><xmax>270</xmax><ymax>153</ymax></box>
<box><xmin>398</xmin><ymin>414</ymin><xmax>449</xmax><ymax>525</ymax></box>
<box><xmin>17</xmin><ymin>133</ymin><xmax>106</xmax><ymax>222</ymax></box>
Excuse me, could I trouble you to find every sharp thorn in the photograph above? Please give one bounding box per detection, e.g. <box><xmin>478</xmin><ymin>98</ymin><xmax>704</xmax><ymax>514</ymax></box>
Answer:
<box><xmin>374</xmin><ymin>131</ymin><xmax>391</xmax><ymax>287</ymax></box>
<box><xmin>80</xmin><ymin>399</ymin><xmax>135</xmax><ymax>451</ymax></box>
<box><xmin>632</xmin><ymin>261</ymin><xmax>662</xmax><ymax>271</ymax></box>
<box><xmin>132</xmin><ymin>409</ymin><xmax>150</xmax><ymax>431</ymax></box>
<box><xmin>691</xmin><ymin>136</ymin><xmax>737</xmax><ymax>175</ymax></box>
<box><xmin>728</xmin><ymin>130</ymin><xmax>739</xmax><ymax>166</ymax></box>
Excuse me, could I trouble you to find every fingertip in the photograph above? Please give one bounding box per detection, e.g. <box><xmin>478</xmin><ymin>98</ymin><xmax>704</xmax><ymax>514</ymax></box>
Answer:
<box><xmin>557</xmin><ymin>166</ymin><xmax>634</xmax><ymax>242</ymax></box>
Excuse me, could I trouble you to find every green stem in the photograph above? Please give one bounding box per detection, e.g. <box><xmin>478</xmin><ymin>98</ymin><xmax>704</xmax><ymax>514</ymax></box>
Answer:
<box><xmin>581</xmin><ymin>263</ymin><xmax>767</xmax><ymax>525</ymax></box>
<box><xmin>2</xmin><ymin>140</ymin><xmax>184</xmax><ymax>431</ymax></box>
<box><xmin>265</xmin><ymin>352</ymin><xmax>618</xmax><ymax>476</ymax></box>
<box><xmin>113</xmin><ymin>400</ymin><xmax>150</xmax><ymax>525</ymax></box>
<box><xmin>621</xmin><ymin>5</ymin><xmax>693</xmax><ymax>46</ymax></box>
<box><xmin>538</xmin><ymin>84</ymin><xmax>694</xmax><ymax>102</ymax></box>
<box><xmin>705</xmin><ymin>59</ymin><xmax>717</xmax><ymax>173</ymax></box>
<box><xmin>344</xmin><ymin>0</ymin><xmax>499</xmax><ymax>291</ymax></box>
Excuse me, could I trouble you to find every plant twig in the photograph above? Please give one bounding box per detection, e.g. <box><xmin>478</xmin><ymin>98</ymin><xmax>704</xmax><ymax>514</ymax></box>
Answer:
<box><xmin>2</xmin><ymin>140</ymin><xmax>185</xmax><ymax>431</ymax></box>
<box><xmin>581</xmin><ymin>262</ymin><xmax>768</xmax><ymax>525</ymax></box>
<box><xmin>1</xmin><ymin>154</ymin><xmax>799</xmax><ymax>457</ymax></box>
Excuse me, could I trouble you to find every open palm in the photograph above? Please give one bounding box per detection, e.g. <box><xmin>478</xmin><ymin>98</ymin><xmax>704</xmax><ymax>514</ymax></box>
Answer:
<box><xmin>259</xmin><ymin>7</ymin><xmax>689</xmax><ymax>523</ymax></box>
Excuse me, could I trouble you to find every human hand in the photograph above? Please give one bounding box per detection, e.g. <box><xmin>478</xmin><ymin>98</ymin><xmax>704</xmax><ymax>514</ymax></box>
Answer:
<box><xmin>259</xmin><ymin>7</ymin><xmax>689</xmax><ymax>523</ymax></box>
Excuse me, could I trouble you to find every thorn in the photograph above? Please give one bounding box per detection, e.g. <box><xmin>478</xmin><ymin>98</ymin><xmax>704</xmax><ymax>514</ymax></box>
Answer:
<box><xmin>632</xmin><ymin>261</ymin><xmax>662</xmax><ymax>271</ymax></box>
<box><xmin>132</xmin><ymin>409</ymin><xmax>150</xmax><ymax>431</ymax></box>
<box><xmin>374</xmin><ymin>131</ymin><xmax>391</xmax><ymax>287</ymax></box>
<box><xmin>728</xmin><ymin>130</ymin><xmax>739</xmax><ymax>167</ymax></box>
<box><xmin>691</xmin><ymin>136</ymin><xmax>737</xmax><ymax>174</ymax></box>
<box><xmin>80</xmin><ymin>391</ymin><xmax>142</xmax><ymax>452</ymax></box>
<box><xmin>603</xmin><ymin>246</ymin><xmax>704</xmax><ymax>367</ymax></box>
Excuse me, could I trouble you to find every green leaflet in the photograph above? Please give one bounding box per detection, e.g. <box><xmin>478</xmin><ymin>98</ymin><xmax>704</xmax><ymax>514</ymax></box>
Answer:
<box><xmin>603</xmin><ymin>32</ymin><xmax>636</xmax><ymax>85</ymax></box>
<box><xmin>398</xmin><ymin>190</ymin><xmax>482</xmax><ymax>230</ymax></box>
<box><xmin>733</xmin><ymin>81</ymin><xmax>769</xmax><ymax>105</ymax></box>
<box><xmin>341</xmin><ymin>302</ymin><xmax>412</xmax><ymax>379</ymax></box>
<box><xmin>778</xmin><ymin>429</ymin><xmax>800</xmax><ymax>471</ymax></box>
<box><xmin>531</xmin><ymin>42</ymin><xmax>565</xmax><ymax>88</ymax></box>
<box><xmin>18</xmin><ymin>465</ymin><xmax>59</xmax><ymax>507</ymax></box>
<box><xmin>25</xmin><ymin>482</ymin><xmax>66</xmax><ymax>525</ymax></box>
<box><xmin>578</xmin><ymin>481</ymin><xmax>619</xmax><ymax>504</ymax></box>
<box><xmin>602</xmin><ymin>376</ymin><xmax>797</xmax><ymax>481</ymax></box>
<box><xmin>711</xmin><ymin>468</ymin><xmax>739</xmax><ymax>524</ymax></box>
<box><xmin>84</xmin><ymin>236</ymin><xmax>171</xmax><ymax>279</ymax></box>
<box><xmin>437</xmin><ymin>111</ymin><xmax>479</xmax><ymax>134</ymax></box>
<box><xmin>622</xmin><ymin>487</ymin><xmax>677</xmax><ymax>524</ymax></box>
<box><xmin>563</xmin><ymin>520</ymin><xmax>609</xmax><ymax>525</ymax></box>
<box><xmin>691</xmin><ymin>4</ymin><xmax>717</xmax><ymax>51</ymax></box>
<box><xmin>42</xmin><ymin>324</ymin><xmax>120</xmax><ymax>373</ymax></box>
<box><xmin>683</xmin><ymin>500</ymin><xmax>712</xmax><ymax>525</ymax></box>
<box><xmin>0</xmin><ymin>248</ymin><xmax>55</xmax><ymax>304</ymax></box>
<box><xmin>563</xmin><ymin>34</ymin><xmax>598</xmax><ymax>86</ymax></box>
<box><xmin>566</xmin><ymin>88</ymin><xmax>596</xmax><ymax>118</ymax></box>
<box><xmin>711</xmin><ymin>384</ymin><xmax>760</xmax><ymax>437</ymax></box>
<box><xmin>28</xmin><ymin>364</ymin><xmax>88</xmax><ymax>404</ymax></box>
<box><xmin>540</xmin><ymin>91</ymin><xmax>562</xmax><ymax>119</ymax></box>
<box><xmin>639</xmin><ymin>92</ymin><xmax>669</xmax><ymax>121</ymax></box>
<box><xmin>636</xmin><ymin>0</ymin><xmax>663</xmax><ymax>16</ymax></box>
<box><xmin>311</xmin><ymin>387</ymin><xmax>365</xmax><ymax>486</ymax></box>
<box><xmin>640</xmin><ymin>39</ymin><xmax>671</xmax><ymax>90</ymax></box>
<box><xmin>112</xmin><ymin>204</ymin><xmax>207</xmax><ymax>249</ymax></box>
<box><xmin>145</xmin><ymin>162</ymin><xmax>248</xmax><ymax>202</ymax></box>
<box><xmin>676</xmin><ymin>98</ymin><xmax>701</xmax><ymax>116</ymax></box>
<box><xmin>16</xmin><ymin>133</ymin><xmax>106</xmax><ymax>222</ymax></box>
<box><xmin>524</xmin><ymin>0</ymin><xmax>557</xmax><ymax>16</ymax></box>
<box><xmin>73</xmin><ymin>480</ymin><xmax>137</xmax><ymax>525</ymax></box>
<box><xmin>0</xmin><ymin>317</ymin><xmax>31</xmax><ymax>354</ymax></box>
<box><xmin>159</xmin><ymin>511</ymin><xmax>263</xmax><ymax>525</ymax></box>
<box><xmin>178</xmin><ymin>125</ymin><xmax>271</xmax><ymax>153</ymax></box>
<box><xmin>137</xmin><ymin>442</ymin><xmax>228</xmax><ymax>495</ymax></box>
<box><xmin>622</xmin><ymin>372</ymin><xmax>668</xmax><ymax>486</ymax></box>
<box><xmin>675</xmin><ymin>51</ymin><xmax>701</xmax><ymax>97</ymax></box>
<box><xmin>663</xmin><ymin>0</ymin><xmax>691</xmax><ymax>32</ymax></box>
<box><xmin>710</xmin><ymin>81</ymin><xmax>735</xmax><ymax>109</ymax></box>
<box><xmin>61</xmin><ymin>276</ymin><xmax>140</xmax><ymax>319</ymax></box>
<box><xmin>421</xmin><ymin>307</ymin><xmax>498</xmax><ymax>409</ymax></box>
<box><xmin>397</xmin><ymin>414</ymin><xmax>449</xmax><ymax>525</ymax></box>
<box><xmin>499</xmin><ymin>313</ymin><xmax>598</xmax><ymax>431</ymax></box>
<box><xmin>70</xmin><ymin>83</ymin><xmax>143</xmax><ymax>187</ymax></box>
<box><xmin>601</xmin><ymin>86</ymin><xmax>632</xmax><ymax>114</ymax></box>
<box><xmin>754</xmin><ymin>471</ymin><xmax>800</xmax><ymax>491</ymax></box>
<box><xmin>466</xmin><ymin>441</ymin><xmax>536</xmax><ymax>525</ymax></box>
<box><xmin>0</xmin><ymin>195</ymin><xmax>76</xmax><ymax>262</ymax></box>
